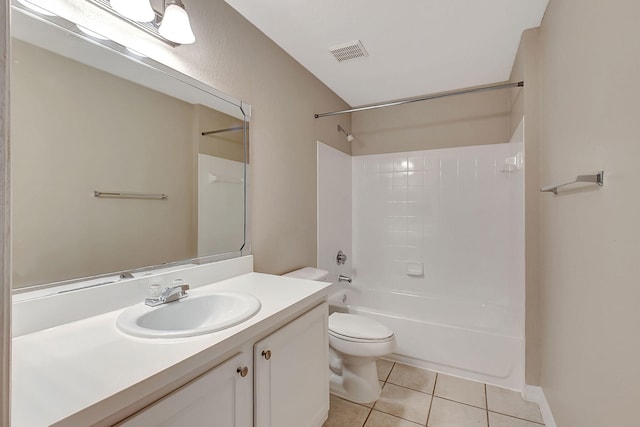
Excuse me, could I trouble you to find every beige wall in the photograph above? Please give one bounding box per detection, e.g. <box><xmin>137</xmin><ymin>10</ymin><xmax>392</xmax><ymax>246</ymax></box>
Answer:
<box><xmin>534</xmin><ymin>0</ymin><xmax>640</xmax><ymax>425</ymax></box>
<box><xmin>16</xmin><ymin>0</ymin><xmax>352</xmax><ymax>279</ymax></box>
<box><xmin>510</xmin><ymin>29</ymin><xmax>542</xmax><ymax>387</ymax></box>
<box><xmin>351</xmin><ymin>88</ymin><xmax>511</xmax><ymax>155</ymax></box>
<box><xmin>11</xmin><ymin>40</ymin><xmax>197</xmax><ymax>287</ymax></box>
<box><xmin>145</xmin><ymin>0</ymin><xmax>352</xmax><ymax>274</ymax></box>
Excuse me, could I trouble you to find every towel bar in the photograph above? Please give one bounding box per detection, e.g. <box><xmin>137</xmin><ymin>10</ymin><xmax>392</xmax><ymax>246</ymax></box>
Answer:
<box><xmin>93</xmin><ymin>191</ymin><xmax>168</xmax><ymax>200</ymax></box>
<box><xmin>540</xmin><ymin>171</ymin><xmax>604</xmax><ymax>194</ymax></box>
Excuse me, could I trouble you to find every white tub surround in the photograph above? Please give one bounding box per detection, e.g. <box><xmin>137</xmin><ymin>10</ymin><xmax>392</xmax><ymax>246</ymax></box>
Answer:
<box><xmin>324</xmin><ymin>141</ymin><xmax>525</xmax><ymax>390</ymax></box>
<box><xmin>12</xmin><ymin>259</ymin><xmax>330</xmax><ymax>426</ymax></box>
<box><xmin>317</xmin><ymin>142</ymin><xmax>352</xmax><ymax>285</ymax></box>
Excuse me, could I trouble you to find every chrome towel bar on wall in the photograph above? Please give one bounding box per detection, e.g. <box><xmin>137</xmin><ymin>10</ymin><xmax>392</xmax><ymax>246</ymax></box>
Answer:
<box><xmin>540</xmin><ymin>171</ymin><xmax>604</xmax><ymax>195</ymax></box>
<box><xmin>93</xmin><ymin>191</ymin><xmax>168</xmax><ymax>200</ymax></box>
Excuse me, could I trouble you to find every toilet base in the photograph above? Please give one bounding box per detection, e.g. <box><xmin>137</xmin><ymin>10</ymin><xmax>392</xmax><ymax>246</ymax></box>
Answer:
<box><xmin>328</xmin><ymin>348</ymin><xmax>383</xmax><ymax>404</ymax></box>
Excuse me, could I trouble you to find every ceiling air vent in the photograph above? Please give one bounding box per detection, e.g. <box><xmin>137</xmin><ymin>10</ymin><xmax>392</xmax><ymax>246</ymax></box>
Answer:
<box><xmin>329</xmin><ymin>40</ymin><xmax>369</xmax><ymax>63</ymax></box>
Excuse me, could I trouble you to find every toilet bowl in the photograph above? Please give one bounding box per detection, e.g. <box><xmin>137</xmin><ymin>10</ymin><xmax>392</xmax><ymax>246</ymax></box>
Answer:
<box><xmin>283</xmin><ymin>267</ymin><xmax>396</xmax><ymax>404</ymax></box>
<box><xmin>328</xmin><ymin>312</ymin><xmax>395</xmax><ymax>403</ymax></box>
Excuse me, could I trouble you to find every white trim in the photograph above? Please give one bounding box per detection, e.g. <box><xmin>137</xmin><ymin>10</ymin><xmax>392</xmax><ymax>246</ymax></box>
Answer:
<box><xmin>523</xmin><ymin>385</ymin><xmax>557</xmax><ymax>427</ymax></box>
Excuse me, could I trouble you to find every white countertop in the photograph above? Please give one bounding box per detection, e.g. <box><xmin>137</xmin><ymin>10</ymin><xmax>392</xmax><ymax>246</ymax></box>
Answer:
<box><xmin>12</xmin><ymin>272</ymin><xmax>330</xmax><ymax>426</ymax></box>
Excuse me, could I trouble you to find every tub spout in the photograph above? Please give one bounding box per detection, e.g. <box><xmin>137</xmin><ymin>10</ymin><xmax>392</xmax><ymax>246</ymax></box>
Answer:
<box><xmin>338</xmin><ymin>275</ymin><xmax>352</xmax><ymax>284</ymax></box>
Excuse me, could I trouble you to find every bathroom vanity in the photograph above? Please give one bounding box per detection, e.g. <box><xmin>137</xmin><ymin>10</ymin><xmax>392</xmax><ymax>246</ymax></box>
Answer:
<box><xmin>12</xmin><ymin>258</ymin><xmax>330</xmax><ymax>427</ymax></box>
<box><xmin>8</xmin><ymin>4</ymin><xmax>332</xmax><ymax>426</ymax></box>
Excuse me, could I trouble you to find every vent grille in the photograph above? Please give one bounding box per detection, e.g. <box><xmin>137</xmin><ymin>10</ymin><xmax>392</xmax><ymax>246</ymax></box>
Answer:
<box><xmin>329</xmin><ymin>40</ymin><xmax>369</xmax><ymax>63</ymax></box>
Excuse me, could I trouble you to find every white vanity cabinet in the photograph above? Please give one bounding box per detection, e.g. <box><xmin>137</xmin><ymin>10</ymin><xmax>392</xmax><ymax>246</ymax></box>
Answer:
<box><xmin>117</xmin><ymin>352</ymin><xmax>253</xmax><ymax>427</ymax></box>
<box><xmin>116</xmin><ymin>303</ymin><xmax>329</xmax><ymax>427</ymax></box>
<box><xmin>12</xmin><ymin>270</ymin><xmax>332</xmax><ymax>426</ymax></box>
<box><xmin>254</xmin><ymin>303</ymin><xmax>329</xmax><ymax>427</ymax></box>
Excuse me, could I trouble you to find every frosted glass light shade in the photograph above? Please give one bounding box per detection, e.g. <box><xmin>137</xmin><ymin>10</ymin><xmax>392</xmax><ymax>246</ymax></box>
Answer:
<box><xmin>159</xmin><ymin>2</ymin><xmax>196</xmax><ymax>45</ymax></box>
<box><xmin>110</xmin><ymin>0</ymin><xmax>155</xmax><ymax>23</ymax></box>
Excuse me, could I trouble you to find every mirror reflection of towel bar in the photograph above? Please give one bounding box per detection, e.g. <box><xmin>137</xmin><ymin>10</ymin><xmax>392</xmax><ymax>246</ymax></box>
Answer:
<box><xmin>540</xmin><ymin>171</ymin><xmax>604</xmax><ymax>195</ymax></box>
<box><xmin>93</xmin><ymin>191</ymin><xmax>168</xmax><ymax>200</ymax></box>
<box><xmin>201</xmin><ymin>126</ymin><xmax>244</xmax><ymax>136</ymax></box>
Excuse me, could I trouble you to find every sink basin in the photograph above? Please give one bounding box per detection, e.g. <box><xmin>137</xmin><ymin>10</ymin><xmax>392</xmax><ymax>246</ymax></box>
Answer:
<box><xmin>116</xmin><ymin>291</ymin><xmax>261</xmax><ymax>338</ymax></box>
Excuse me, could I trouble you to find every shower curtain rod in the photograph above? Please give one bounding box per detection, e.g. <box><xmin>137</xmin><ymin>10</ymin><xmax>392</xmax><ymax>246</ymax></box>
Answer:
<box><xmin>314</xmin><ymin>81</ymin><xmax>524</xmax><ymax>118</ymax></box>
<box><xmin>201</xmin><ymin>125</ymin><xmax>245</xmax><ymax>136</ymax></box>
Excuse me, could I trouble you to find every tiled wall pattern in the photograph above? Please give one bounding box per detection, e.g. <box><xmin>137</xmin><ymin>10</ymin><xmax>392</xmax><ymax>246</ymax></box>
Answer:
<box><xmin>352</xmin><ymin>143</ymin><xmax>524</xmax><ymax>310</ymax></box>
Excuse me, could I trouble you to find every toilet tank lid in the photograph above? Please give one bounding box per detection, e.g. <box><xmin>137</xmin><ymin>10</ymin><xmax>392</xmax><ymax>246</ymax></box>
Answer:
<box><xmin>329</xmin><ymin>313</ymin><xmax>394</xmax><ymax>340</ymax></box>
<box><xmin>282</xmin><ymin>267</ymin><xmax>329</xmax><ymax>281</ymax></box>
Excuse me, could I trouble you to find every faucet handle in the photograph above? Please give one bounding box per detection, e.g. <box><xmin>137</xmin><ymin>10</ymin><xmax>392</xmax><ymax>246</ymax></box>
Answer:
<box><xmin>336</xmin><ymin>250</ymin><xmax>347</xmax><ymax>265</ymax></box>
<box><xmin>148</xmin><ymin>284</ymin><xmax>162</xmax><ymax>298</ymax></box>
<box><xmin>160</xmin><ymin>280</ymin><xmax>190</xmax><ymax>298</ymax></box>
<box><xmin>172</xmin><ymin>279</ymin><xmax>190</xmax><ymax>292</ymax></box>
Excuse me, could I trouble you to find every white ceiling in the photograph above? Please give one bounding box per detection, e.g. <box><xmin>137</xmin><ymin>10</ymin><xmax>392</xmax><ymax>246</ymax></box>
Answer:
<box><xmin>223</xmin><ymin>0</ymin><xmax>549</xmax><ymax>107</ymax></box>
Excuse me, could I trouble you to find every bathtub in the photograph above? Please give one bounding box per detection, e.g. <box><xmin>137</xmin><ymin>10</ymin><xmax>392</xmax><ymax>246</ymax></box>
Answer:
<box><xmin>329</xmin><ymin>286</ymin><xmax>524</xmax><ymax>390</ymax></box>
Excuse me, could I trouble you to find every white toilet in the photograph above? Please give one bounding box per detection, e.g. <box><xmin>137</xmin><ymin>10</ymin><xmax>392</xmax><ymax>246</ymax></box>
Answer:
<box><xmin>283</xmin><ymin>267</ymin><xmax>396</xmax><ymax>404</ymax></box>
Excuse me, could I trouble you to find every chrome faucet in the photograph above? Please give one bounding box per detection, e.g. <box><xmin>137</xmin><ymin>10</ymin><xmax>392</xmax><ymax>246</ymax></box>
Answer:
<box><xmin>338</xmin><ymin>275</ymin><xmax>352</xmax><ymax>284</ymax></box>
<box><xmin>145</xmin><ymin>282</ymin><xmax>190</xmax><ymax>307</ymax></box>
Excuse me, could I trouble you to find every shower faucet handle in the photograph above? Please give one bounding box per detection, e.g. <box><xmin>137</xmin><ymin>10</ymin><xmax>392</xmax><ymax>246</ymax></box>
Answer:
<box><xmin>336</xmin><ymin>250</ymin><xmax>347</xmax><ymax>265</ymax></box>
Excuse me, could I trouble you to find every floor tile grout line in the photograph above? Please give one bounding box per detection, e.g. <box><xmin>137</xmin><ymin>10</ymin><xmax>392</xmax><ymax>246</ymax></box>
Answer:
<box><xmin>425</xmin><ymin>372</ymin><xmax>437</xmax><ymax>426</ymax></box>
<box><xmin>367</xmin><ymin>408</ymin><xmax>425</xmax><ymax>426</ymax></box>
<box><xmin>487</xmin><ymin>409</ymin><xmax>545</xmax><ymax>425</ymax></box>
<box><xmin>385</xmin><ymin>380</ymin><xmax>434</xmax><ymax>396</ymax></box>
<box><xmin>383</xmin><ymin>361</ymin><xmax>395</xmax><ymax>382</ymax></box>
<box><xmin>361</xmin><ymin>406</ymin><xmax>374</xmax><ymax>427</ymax></box>
<box><xmin>430</xmin><ymin>395</ymin><xmax>488</xmax><ymax>411</ymax></box>
<box><xmin>485</xmin><ymin>384</ymin><xmax>489</xmax><ymax>427</ymax></box>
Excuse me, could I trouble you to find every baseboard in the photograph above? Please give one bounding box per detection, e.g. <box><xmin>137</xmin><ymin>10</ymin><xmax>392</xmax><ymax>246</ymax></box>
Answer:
<box><xmin>523</xmin><ymin>385</ymin><xmax>556</xmax><ymax>427</ymax></box>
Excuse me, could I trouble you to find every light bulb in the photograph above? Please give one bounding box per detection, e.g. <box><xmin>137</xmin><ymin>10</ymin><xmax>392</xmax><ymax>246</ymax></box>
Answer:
<box><xmin>159</xmin><ymin>1</ymin><xmax>196</xmax><ymax>45</ymax></box>
<box><xmin>110</xmin><ymin>0</ymin><xmax>155</xmax><ymax>23</ymax></box>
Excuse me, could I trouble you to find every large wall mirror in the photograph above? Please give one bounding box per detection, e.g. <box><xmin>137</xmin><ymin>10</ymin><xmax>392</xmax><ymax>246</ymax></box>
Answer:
<box><xmin>11</xmin><ymin>4</ymin><xmax>250</xmax><ymax>294</ymax></box>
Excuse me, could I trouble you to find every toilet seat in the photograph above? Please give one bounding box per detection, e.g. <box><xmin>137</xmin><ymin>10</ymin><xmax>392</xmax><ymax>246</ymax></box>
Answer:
<box><xmin>329</xmin><ymin>313</ymin><xmax>394</xmax><ymax>343</ymax></box>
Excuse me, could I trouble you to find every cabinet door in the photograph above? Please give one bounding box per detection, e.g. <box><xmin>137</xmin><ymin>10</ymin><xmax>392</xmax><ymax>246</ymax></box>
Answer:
<box><xmin>255</xmin><ymin>303</ymin><xmax>329</xmax><ymax>427</ymax></box>
<box><xmin>118</xmin><ymin>352</ymin><xmax>252</xmax><ymax>427</ymax></box>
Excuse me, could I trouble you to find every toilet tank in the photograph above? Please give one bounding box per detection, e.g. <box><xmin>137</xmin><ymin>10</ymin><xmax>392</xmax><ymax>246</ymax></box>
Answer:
<box><xmin>283</xmin><ymin>267</ymin><xmax>329</xmax><ymax>281</ymax></box>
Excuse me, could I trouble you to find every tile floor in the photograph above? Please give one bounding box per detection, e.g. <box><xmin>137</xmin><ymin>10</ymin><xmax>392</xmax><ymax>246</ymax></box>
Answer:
<box><xmin>324</xmin><ymin>360</ymin><xmax>545</xmax><ymax>427</ymax></box>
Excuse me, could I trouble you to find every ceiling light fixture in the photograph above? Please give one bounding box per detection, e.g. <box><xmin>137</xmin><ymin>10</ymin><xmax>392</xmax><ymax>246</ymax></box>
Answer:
<box><xmin>85</xmin><ymin>0</ymin><xmax>196</xmax><ymax>46</ymax></box>
<box><xmin>110</xmin><ymin>0</ymin><xmax>155</xmax><ymax>23</ymax></box>
<box><xmin>158</xmin><ymin>0</ymin><xmax>195</xmax><ymax>45</ymax></box>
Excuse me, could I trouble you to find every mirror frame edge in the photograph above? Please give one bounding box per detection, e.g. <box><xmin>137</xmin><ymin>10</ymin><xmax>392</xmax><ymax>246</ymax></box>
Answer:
<box><xmin>0</xmin><ymin>0</ymin><xmax>10</xmax><ymax>424</ymax></box>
